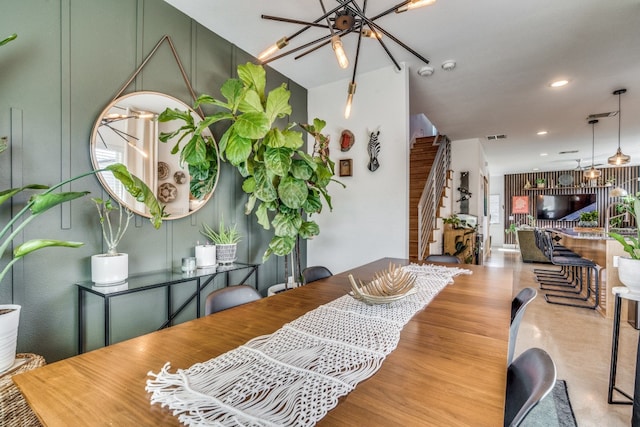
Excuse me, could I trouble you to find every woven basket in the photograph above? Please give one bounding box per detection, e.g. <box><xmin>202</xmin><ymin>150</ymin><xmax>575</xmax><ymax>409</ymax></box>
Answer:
<box><xmin>0</xmin><ymin>353</ymin><xmax>45</xmax><ymax>426</ymax></box>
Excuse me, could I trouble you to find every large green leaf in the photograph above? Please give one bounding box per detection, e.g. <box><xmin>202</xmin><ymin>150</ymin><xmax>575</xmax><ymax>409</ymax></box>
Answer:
<box><xmin>302</xmin><ymin>189</ymin><xmax>322</xmax><ymax>213</ymax></box>
<box><xmin>0</xmin><ymin>185</ymin><xmax>49</xmax><ymax>206</ymax></box>
<box><xmin>278</xmin><ymin>176</ymin><xmax>308</xmax><ymax>209</ymax></box>
<box><xmin>244</xmin><ymin>194</ymin><xmax>257</xmax><ymax>215</ymax></box>
<box><xmin>272</xmin><ymin>212</ymin><xmax>302</xmax><ymax>238</ymax></box>
<box><xmin>256</xmin><ymin>202</ymin><xmax>271</xmax><ymax>230</ymax></box>
<box><xmin>14</xmin><ymin>239</ymin><xmax>83</xmax><ymax>258</ymax></box>
<box><xmin>253</xmin><ymin>166</ymin><xmax>278</xmax><ymax>202</ymax></box>
<box><xmin>106</xmin><ymin>164</ymin><xmax>165</xmax><ymax>228</ymax></box>
<box><xmin>265</xmin><ymin>84</ymin><xmax>292</xmax><ymax>124</ymax></box>
<box><xmin>219</xmin><ymin>78</ymin><xmax>245</xmax><ymax>111</ymax></box>
<box><xmin>313</xmin><ymin>162</ymin><xmax>333</xmax><ymax>187</ymax></box>
<box><xmin>181</xmin><ymin>134</ymin><xmax>208</xmax><ymax>165</ymax></box>
<box><xmin>237</xmin><ymin>62</ymin><xmax>266</xmax><ymax>102</ymax></box>
<box><xmin>299</xmin><ymin>221</ymin><xmax>320</xmax><ymax>239</ymax></box>
<box><xmin>266</xmin><ymin>235</ymin><xmax>296</xmax><ymax>258</ymax></box>
<box><xmin>30</xmin><ymin>191</ymin><xmax>89</xmax><ymax>214</ymax></box>
<box><xmin>238</xmin><ymin>88</ymin><xmax>264</xmax><ymax>114</ymax></box>
<box><xmin>291</xmin><ymin>159</ymin><xmax>313</xmax><ymax>180</ymax></box>
<box><xmin>264</xmin><ymin>147</ymin><xmax>292</xmax><ymax>177</ymax></box>
<box><xmin>224</xmin><ymin>129</ymin><xmax>252</xmax><ymax>166</ymax></box>
<box><xmin>282</xmin><ymin>129</ymin><xmax>303</xmax><ymax>149</ymax></box>
<box><xmin>263</xmin><ymin>128</ymin><xmax>286</xmax><ymax>148</ymax></box>
<box><xmin>235</xmin><ymin>112</ymin><xmax>270</xmax><ymax>139</ymax></box>
<box><xmin>242</xmin><ymin>176</ymin><xmax>256</xmax><ymax>193</ymax></box>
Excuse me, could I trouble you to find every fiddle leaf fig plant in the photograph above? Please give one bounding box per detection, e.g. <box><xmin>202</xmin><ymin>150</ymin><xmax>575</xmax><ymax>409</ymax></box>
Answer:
<box><xmin>158</xmin><ymin>62</ymin><xmax>342</xmax><ymax>261</ymax></box>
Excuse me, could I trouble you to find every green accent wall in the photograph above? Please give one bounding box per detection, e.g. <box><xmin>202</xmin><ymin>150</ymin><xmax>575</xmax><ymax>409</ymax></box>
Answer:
<box><xmin>0</xmin><ymin>0</ymin><xmax>308</xmax><ymax>361</ymax></box>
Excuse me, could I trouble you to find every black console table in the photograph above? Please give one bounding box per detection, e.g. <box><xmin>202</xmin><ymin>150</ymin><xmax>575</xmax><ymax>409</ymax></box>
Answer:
<box><xmin>76</xmin><ymin>262</ymin><xmax>259</xmax><ymax>353</ymax></box>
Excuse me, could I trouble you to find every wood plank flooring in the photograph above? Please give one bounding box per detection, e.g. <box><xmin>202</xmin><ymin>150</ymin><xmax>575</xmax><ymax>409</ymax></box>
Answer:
<box><xmin>487</xmin><ymin>248</ymin><xmax>636</xmax><ymax>426</ymax></box>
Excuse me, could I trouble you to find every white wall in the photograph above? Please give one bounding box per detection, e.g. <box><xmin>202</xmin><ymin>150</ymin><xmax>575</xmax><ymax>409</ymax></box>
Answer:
<box><xmin>489</xmin><ymin>175</ymin><xmax>505</xmax><ymax>247</ymax></box>
<box><xmin>307</xmin><ymin>65</ymin><xmax>410</xmax><ymax>274</ymax></box>
<box><xmin>450</xmin><ymin>138</ymin><xmax>491</xmax><ymax>257</ymax></box>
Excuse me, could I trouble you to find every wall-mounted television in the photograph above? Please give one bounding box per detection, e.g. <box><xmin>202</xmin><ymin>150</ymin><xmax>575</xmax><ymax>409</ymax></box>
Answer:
<box><xmin>536</xmin><ymin>194</ymin><xmax>597</xmax><ymax>221</ymax></box>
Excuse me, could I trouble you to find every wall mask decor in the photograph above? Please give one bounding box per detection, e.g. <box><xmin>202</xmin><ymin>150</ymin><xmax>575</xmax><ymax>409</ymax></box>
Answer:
<box><xmin>340</xmin><ymin>129</ymin><xmax>355</xmax><ymax>152</ymax></box>
<box><xmin>367</xmin><ymin>129</ymin><xmax>380</xmax><ymax>172</ymax></box>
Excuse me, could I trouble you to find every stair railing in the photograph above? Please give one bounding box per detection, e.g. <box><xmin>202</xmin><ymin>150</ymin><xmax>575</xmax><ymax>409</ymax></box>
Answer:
<box><xmin>417</xmin><ymin>136</ymin><xmax>451</xmax><ymax>260</ymax></box>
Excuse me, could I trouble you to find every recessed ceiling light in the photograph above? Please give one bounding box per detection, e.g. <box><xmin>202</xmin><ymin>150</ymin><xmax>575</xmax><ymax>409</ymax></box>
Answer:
<box><xmin>540</xmin><ymin>153</ymin><xmax>548</xmax><ymax>157</ymax></box>
<box><xmin>537</xmin><ymin>131</ymin><xmax>548</xmax><ymax>136</ymax></box>
<box><xmin>550</xmin><ymin>79</ymin><xmax>569</xmax><ymax>88</ymax></box>
<box><xmin>532</xmin><ymin>168</ymin><xmax>540</xmax><ymax>171</ymax></box>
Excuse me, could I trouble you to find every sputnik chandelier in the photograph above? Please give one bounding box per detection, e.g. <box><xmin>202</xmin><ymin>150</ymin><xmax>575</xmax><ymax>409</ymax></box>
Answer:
<box><xmin>258</xmin><ymin>0</ymin><xmax>435</xmax><ymax>118</ymax></box>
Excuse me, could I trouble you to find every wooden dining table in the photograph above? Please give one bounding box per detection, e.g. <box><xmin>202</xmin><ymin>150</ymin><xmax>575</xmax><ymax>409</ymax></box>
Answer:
<box><xmin>13</xmin><ymin>257</ymin><xmax>513</xmax><ymax>426</ymax></box>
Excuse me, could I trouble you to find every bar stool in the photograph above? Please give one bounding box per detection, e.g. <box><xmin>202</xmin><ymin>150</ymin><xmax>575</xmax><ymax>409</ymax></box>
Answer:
<box><xmin>608</xmin><ymin>287</ymin><xmax>637</xmax><ymax>405</ymax></box>
<box><xmin>533</xmin><ymin>229</ymin><xmax>581</xmax><ymax>290</ymax></box>
<box><xmin>537</xmin><ymin>231</ymin><xmax>601</xmax><ymax>309</ymax></box>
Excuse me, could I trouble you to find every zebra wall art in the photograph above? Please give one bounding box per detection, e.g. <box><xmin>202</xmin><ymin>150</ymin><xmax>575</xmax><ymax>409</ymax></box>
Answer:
<box><xmin>367</xmin><ymin>129</ymin><xmax>380</xmax><ymax>172</ymax></box>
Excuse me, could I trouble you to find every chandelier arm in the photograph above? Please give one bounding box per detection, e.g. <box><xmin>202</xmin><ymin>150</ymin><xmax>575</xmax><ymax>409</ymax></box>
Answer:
<box><xmin>345</xmin><ymin>2</ymin><xmax>401</xmax><ymax>70</ymax></box>
<box><xmin>261</xmin><ymin>32</ymin><xmax>336</xmax><ymax>65</ymax></box>
<box><xmin>260</xmin><ymin>0</ymin><xmax>355</xmax><ymax>46</ymax></box>
<box><xmin>368</xmin><ymin>0</ymin><xmax>413</xmax><ymax>20</ymax></box>
<box><xmin>261</xmin><ymin>15</ymin><xmax>330</xmax><ymax>30</ymax></box>
<box><xmin>350</xmin><ymin>0</ymin><xmax>366</xmax><ymax>84</ymax></box>
<box><xmin>349</xmin><ymin>7</ymin><xmax>430</xmax><ymax>65</ymax></box>
<box><xmin>292</xmin><ymin>28</ymin><xmax>352</xmax><ymax>61</ymax></box>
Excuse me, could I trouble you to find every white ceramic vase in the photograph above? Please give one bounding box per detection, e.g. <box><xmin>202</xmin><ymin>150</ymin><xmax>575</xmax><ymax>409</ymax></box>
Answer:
<box><xmin>618</xmin><ymin>257</ymin><xmax>640</xmax><ymax>293</ymax></box>
<box><xmin>0</xmin><ymin>304</ymin><xmax>21</xmax><ymax>373</ymax></box>
<box><xmin>91</xmin><ymin>253</ymin><xmax>128</xmax><ymax>286</ymax></box>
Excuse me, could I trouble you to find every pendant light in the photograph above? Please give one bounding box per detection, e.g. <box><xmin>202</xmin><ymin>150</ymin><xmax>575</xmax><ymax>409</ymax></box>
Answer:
<box><xmin>607</xmin><ymin>88</ymin><xmax>631</xmax><ymax>166</ymax></box>
<box><xmin>584</xmin><ymin>119</ymin><xmax>601</xmax><ymax>180</ymax></box>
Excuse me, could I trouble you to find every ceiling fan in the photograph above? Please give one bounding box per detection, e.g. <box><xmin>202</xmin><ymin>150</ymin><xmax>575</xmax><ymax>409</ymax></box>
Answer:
<box><xmin>574</xmin><ymin>158</ymin><xmax>603</xmax><ymax>171</ymax></box>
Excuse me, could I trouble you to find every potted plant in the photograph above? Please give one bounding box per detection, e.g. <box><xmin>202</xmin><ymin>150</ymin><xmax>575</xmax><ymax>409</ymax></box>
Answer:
<box><xmin>200</xmin><ymin>217</ymin><xmax>241</xmax><ymax>265</ymax></box>
<box><xmin>90</xmin><ymin>198</ymin><xmax>133</xmax><ymax>286</ymax></box>
<box><xmin>443</xmin><ymin>214</ymin><xmax>462</xmax><ymax>229</ymax></box>
<box><xmin>609</xmin><ymin>195</ymin><xmax>640</xmax><ymax>292</ymax></box>
<box><xmin>578</xmin><ymin>210</ymin><xmax>599</xmax><ymax>227</ymax></box>
<box><xmin>158</xmin><ymin>62</ymin><xmax>341</xmax><ymax>281</ymax></box>
<box><xmin>536</xmin><ymin>178</ymin><xmax>546</xmax><ymax>188</ymax></box>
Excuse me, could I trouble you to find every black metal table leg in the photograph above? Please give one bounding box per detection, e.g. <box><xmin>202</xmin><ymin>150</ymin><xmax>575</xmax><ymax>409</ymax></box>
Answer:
<box><xmin>608</xmin><ymin>292</ymin><xmax>634</xmax><ymax>404</ymax></box>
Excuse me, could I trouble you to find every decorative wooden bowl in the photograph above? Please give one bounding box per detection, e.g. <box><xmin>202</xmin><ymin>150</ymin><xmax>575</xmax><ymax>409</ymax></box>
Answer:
<box><xmin>348</xmin><ymin>262</ymin><xmax>416</xmax><ymax>304</ymax></box>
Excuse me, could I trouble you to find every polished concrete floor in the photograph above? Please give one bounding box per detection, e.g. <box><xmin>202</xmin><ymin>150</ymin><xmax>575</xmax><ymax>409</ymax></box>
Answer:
<box><xmin>486</xmin><ymin>248</ymin><xmax>637</xmax><ymax>426</ymax></box>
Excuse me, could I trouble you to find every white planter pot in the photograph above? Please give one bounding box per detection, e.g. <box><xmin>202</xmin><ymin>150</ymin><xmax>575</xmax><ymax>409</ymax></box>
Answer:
<box><xmin>0</xmin><ymin>305</ymin><xmax>21</xmax><ymax>373</ymax></box>
<box><xmin>618</xmin><ymin>257</ymin><xmax>640</xmax><ymax>293</ymax></box>
<box><xmin>92</xmin><ymin>253</ymin><xmax>128</xmax><ymax>286</ymax></box>
<box><xmin>216</xmin><ymin>244</ymin><xmax>237</xmax><ymax>265</ymax></box>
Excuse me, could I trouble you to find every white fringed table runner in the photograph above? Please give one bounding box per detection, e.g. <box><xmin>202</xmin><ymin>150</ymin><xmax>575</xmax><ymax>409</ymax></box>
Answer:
<box><xmin>146</xmin><ymin>264</ymin><xmax>471</xmax><ymax>426</ymax></box>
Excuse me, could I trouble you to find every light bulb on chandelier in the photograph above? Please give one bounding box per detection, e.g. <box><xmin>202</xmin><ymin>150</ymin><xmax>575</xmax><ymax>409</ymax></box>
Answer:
<box><xmin>584</xmin><ymin>119</ymin><xmax>601</xmax><ymax>180</ymax></box>
<box><xmin>608</xmin><ymin>89</ymin><xmax>631</xmax><ymax>166</ymax></box>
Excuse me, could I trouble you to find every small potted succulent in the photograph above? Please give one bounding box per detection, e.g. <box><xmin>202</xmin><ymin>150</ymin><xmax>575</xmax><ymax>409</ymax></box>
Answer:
<box><xmin>200</xmin><ymin>217</ymin><xmax>241</xmax><ymax>265</ymax></box>
<box><xmin>536</xmin><ymin>178</ymin><xmax>546</xmax><ymax>189</ymax></box>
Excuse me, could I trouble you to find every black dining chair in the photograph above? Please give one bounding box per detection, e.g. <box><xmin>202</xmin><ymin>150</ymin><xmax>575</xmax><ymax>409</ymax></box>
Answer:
<box><xmin>205</xmin><ymin>285</ymin><xmax>262</xmax><ymax>315</ymax></box>
<box><xmin>504</xmin><ymin>347</ymin><xmax>557</xmax><ymax>427</ymax></box>
<box><xmin>301</xmin><ymin>266</ymin><xmax>333</xmax><ymax>285</ymax></box>
<box><xmin>509</xmin><ymin>287</ymin><xmax>537</xmax><ymax>365</ymax></box>
<box><xmin>424</xmin><ymin>254</ymin><xmax>461</xmax><ymax>264</ymax></box>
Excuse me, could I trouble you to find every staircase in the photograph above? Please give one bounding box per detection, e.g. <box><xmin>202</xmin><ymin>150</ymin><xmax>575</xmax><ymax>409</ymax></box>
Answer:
<box><xmin>409</xmin><ymin>135</ymin><xmax>452</xmax><ymax>261</ymax></box>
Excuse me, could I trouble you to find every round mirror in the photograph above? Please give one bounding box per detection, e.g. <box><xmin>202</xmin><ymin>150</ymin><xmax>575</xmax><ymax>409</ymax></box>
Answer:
<box><xmin>90</xmin><ymin>91</ymin><xmax>219</xmax><ymax>219</ymax></box>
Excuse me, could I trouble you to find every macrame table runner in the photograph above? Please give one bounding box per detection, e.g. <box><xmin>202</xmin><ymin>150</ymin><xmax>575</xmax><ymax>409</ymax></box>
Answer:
<box><xmin>146</xmin><ymin>263</ymin><xmax>472</xmax><ymax>426</ymax></box>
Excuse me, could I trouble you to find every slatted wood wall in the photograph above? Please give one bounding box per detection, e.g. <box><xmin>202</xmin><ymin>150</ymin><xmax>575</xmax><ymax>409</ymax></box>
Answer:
<box><xmin>504</xmin><ymin>166</ymin><xmax>640</xmax><ymax>244</ymax></box>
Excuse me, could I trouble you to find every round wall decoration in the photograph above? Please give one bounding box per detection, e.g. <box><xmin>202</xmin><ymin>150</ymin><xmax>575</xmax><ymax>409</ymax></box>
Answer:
<box><xmin>174</xmin><ymin>171</ymin><xmax>187</xmax><ymax>184</ymax></box>
<box><xmin>340</xmin><ymin>129</ymin><xmax>355</xmax><ymax>152</ymax></box>
<box><xmin>158</xmin><ymin>182</ymin><xmax>178</xmax><ymax>203</ymax></box>
<box><xmin>558</xmin><ymin>174</ymin><xmax>574</xmax><ymax>187</ymax></box>
<box><xmin>157</xmin><ymin>162</ymin><xmax>170</xmax><ymax>180</ymax></box>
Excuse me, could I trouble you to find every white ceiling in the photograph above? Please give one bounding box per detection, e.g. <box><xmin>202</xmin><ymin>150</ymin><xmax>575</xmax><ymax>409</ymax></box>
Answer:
<box><xmin>165</xmin><ymin>0</ymin><xmax>640</xmax><ymax>175</ymax></box>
